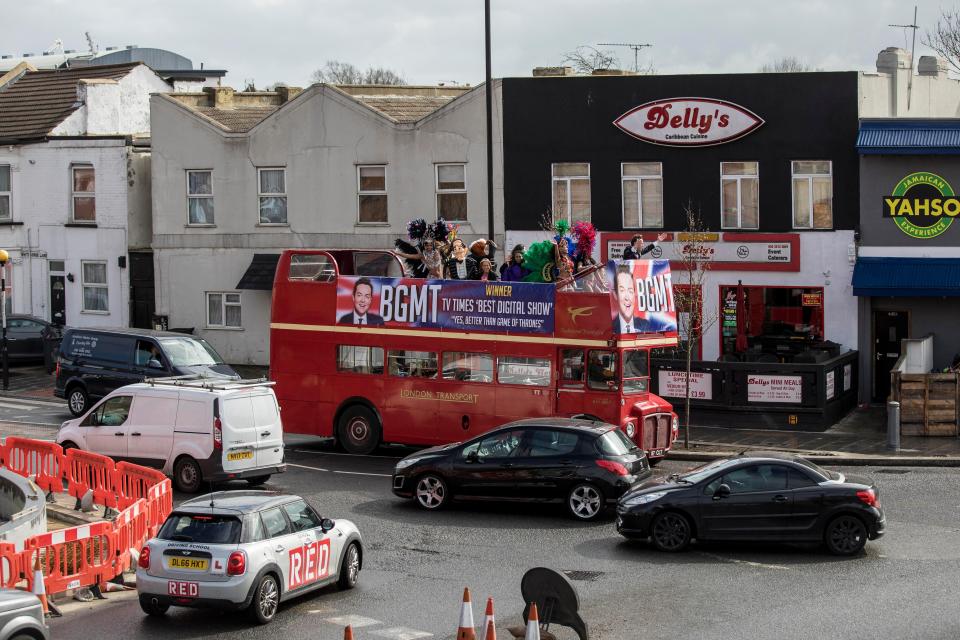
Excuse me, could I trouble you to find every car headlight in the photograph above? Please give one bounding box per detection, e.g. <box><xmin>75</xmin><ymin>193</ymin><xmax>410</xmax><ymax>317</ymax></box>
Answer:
<box><xmin>395</xmin><ymin>457</ymin><xmax>422</xmax><ymax>470</ymax></box>
<box><xmin>624</xmin><ymin>421</ymin><xmax>636</xmax><ymax>438</ymax></box>
<box><xmin>622</xmin><ymin>491</ymin><xmax>667</xmax><ymax>507</ymax></box>
<box><xmin>671</xmin><ymin>415</ymin><xmax>679</xmax><ymax>433</ymax></box>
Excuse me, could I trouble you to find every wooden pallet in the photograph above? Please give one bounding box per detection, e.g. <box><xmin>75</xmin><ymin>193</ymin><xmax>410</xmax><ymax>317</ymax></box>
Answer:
<box><xmin>896</xmin><ymin>373</ymin><xmax>959</xmax><ymax>437</ymax></box>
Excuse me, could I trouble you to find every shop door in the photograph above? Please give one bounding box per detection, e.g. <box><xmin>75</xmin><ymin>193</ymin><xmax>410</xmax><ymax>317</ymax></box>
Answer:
<box><xmin>873</xmin><ymin>310</ymin><xmax>908</xmax><ymax>402</ymax></box>
<box><xmin>49</xmin><ymin>276</ymin><xmax>65</xmax><ymax>325</ymax></box>
<box><xmin>129</xmin><ymin>252</ymin><xmax>155</xmax><ymax>329</ymax></box>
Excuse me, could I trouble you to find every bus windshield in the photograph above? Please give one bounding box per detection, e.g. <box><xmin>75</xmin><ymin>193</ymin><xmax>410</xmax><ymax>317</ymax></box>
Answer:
<box><xmin>622</xmin><ymin>349</ymin><xmax>650</xmax><ymax>394</ymax></box>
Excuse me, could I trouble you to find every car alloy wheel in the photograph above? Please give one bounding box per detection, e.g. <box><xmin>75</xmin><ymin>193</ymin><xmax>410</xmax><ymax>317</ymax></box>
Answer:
<box><xmin>338</xmin><ymin>543</ymin><xmax>360</xmax><ymax>589</ymax></box>
<box><xmin>651</xmin><ymin>512</ymin><xmax>691</xmax><ymax>552</ymax></box>
<box><xmin>68</xmin><ymin>388</ymin><xmax>87</xmax><ymax>416</ymax></box>
<box><xmin>415</xmin><ymin>475</ymin><xmax>447</xmax><ymax>510</ymax></box>
<box><xmin>252</xmin><ymin>575</ymin><xmax>279</xmax><ymax>624</ymax></box>
<box><xmin>826</xmin><ymin>515</ymin><xmax>867</xmax><ymax>556</ymax></box>
<box><xmin>568</xmin><ymin>483</ymin><xmax>603</xmax><ymax>520</ymax></box>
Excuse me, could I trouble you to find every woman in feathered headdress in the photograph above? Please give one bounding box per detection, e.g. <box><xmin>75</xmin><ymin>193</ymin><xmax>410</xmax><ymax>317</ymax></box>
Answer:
<box><xmin>552</xmin><ymin>219</ymin><xmax>576</xmax><ymax>283</ymax></box>
<box><xmin>394</xmin><ymin>218</ymin><xmax>445</xmax><ymax>278</ymax></box>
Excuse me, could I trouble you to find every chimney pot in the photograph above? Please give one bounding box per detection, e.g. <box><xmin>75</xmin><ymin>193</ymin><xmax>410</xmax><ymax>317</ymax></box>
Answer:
<box><xmin>876</xmin><ymin>47</ymin><xmax>912</xmax><ymax>74</ymax></box>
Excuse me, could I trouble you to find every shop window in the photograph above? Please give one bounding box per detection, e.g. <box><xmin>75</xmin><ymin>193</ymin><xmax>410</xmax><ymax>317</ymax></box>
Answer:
<box><xmin>72</xmin><ymin>165</ymin><xmax>96</xmax><ymax>223</ymax></box>
<box><xmin>436</xmin><ymin>164</ymin><xmax>467</xmax><ymax>221</ymax></box>
<box><xmin>621</xmin><ymin>162</ymin><xmax>663</xmax><ymax>228</ymax></box>
<box><xmin>552</xmin><ymin>163</ymin><xmax>591</xmax><ymax>224</ymax></box>
<box><xmin>792</xmin><ymin>161</ymin><xmax>832</xmax><ymax>229</ymax></box>
<box><xmin>720</xmin><ymin>285</ymin><xmax>824</xmax><ymax>359</ymax></box>
<box><xmin>258</xmin><ymin>168</ymin><xmax>287</xmax><ymax>224</ymax></box>
<box><xmin>388</xmin><ymin>350</ymin><xmax>438</xmax><ymax>378</ymax></box>
<box><xmin>187</xmin><ymin>170</ymin><xmax>214</xmax><ymax>225</ymax></box>
<box><xmin>337</xmin><ymin>345</ymin><xmax>384</xmax><ymax>374</ymax></box>
<box><xmin>81</xmin><ymin>261</ymin><xmax>108</xmax><ymax>312</ymax></box>
<box><xmin>497</xmin><ymin>355</ymin><xmax>551</xmax><ymax>386</ymax></box>
<box><xmin>206</xmin><ymin>292</ymin><xmax>242</xmax><ymax>328</ymax></box>
<box><xmin>0</xmin><ymin>165</ymin><xmax>10</xmax><ymax>221</ymax></box>
<box><xmin>441</xmin><ymin>352</ymin><xmax>493</xmax><ymax>383</ymax></box>
<box><xmin>358</xmin><ymin>165</ymin><xmax>387</xmax><ymax>223</ymax></box>
<box><xmin>720</xmin><ymin>162</ymin><xmax>758</xmax><ymax>229</ymax></box>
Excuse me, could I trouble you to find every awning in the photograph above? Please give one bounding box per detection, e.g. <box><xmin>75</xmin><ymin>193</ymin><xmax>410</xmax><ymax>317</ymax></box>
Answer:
<box><xmin>236</xmin><ymin>254</ymin><xmax>281</xmax><ymax>290</ymax></box>
<box><xmin>857</xmin><ymin>119</ymin><xmax>960</xmax><ymax>155</ymax></box>
<box><xmin>852</xmin><ymin>257</ymin><xmax>960</xmax><ymax>296</ymax></box>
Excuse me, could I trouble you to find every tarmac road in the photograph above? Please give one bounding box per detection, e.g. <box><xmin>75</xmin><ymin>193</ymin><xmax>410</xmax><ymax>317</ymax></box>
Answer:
<box><xmin>45</xmin><ymin>444</ymin><xmax>960</xmax><ymax>640</ymax></box>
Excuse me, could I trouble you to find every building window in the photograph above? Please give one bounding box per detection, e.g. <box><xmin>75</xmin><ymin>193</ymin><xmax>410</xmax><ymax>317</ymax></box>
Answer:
<box><xmin>358</xmin><ymin>165</ymin><xmax>387</xmax><ymax>223</ymax></box>
<box><xmin>258</xmin><ymin>168</ymin><xmax>287</xmax><ymax>224</ymax></box>
<box><xmin>622</xmin><ymin>162</ymin><xmax>663</xmax><ymax>228</ymax></box>
<box><xmin>552</xmin><ymin>163</ymin><xmax>591</xmax><ymax>224</ymax></box>
<box><xmin>720</xmin><ymin>162</ymin><xmax>759</xmax><ymax>229</ymax></box>
<box><xmin>81</xmin><ymin>261</ymin><xmax>108</xmax><ymax>312</ymax></box>
<box><xmin>206</xmin><ymin>292</ymin><xmax>241</xmax><ymax>328</ymax></box>
<box><xmin>0</xmin><ymin>165</ymin><xmax>10</xmax><ymax>221</ymax></box>
<box><xmin>72</xmin><ymin>165</ymin><xmax>96</xmax><ymax>223</ymax></box>
<box><xmin>187</xmin><ymin>170</ymin><xmax>214</xmax><ymax>225</ymax></box>
<box><xmin>792</xmin><ymin>161</ymin><xmax>833</xmax><ymax>229</ymax></box>
<box><xmin>436</xmin><ymin>164</ymin><xmax>467</xmax><ymax>221</ymax></box>
<box><xmin>720</xmin><ymin>285</ymin><xmax>824</xmax><ymax>358</ymax></box>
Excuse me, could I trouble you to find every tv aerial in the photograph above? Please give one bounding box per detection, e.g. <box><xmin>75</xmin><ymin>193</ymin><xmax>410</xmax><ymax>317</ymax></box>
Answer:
<box><xmin>597</xmin><ymin>42</ymin><xmax>652</xmax><ymax>73</ymax></box>
<box><xmin>889</xmin><ymin>5</ymin><xmax>918</xmax><ymax>109</ymax></box>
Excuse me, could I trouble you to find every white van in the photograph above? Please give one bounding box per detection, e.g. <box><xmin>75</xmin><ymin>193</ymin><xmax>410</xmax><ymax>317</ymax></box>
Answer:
<box><xmin>56</xmin><ymin>378</ymin><xmax>286</xmax><ymax>493</ymax></box>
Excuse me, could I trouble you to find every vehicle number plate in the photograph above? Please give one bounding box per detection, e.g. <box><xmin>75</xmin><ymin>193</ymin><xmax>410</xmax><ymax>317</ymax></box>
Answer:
<box><xmin>649</xmin><ymin>449</ymin><xmax>666</xmax><ymax>458</ymax></box>
<box><xmin>227</xmin><ymin>450</ymin><xmax>254</xmax><ymax>461</ymax></box>
<box><xmin>167</xmin><ymin>581</ymin><xmax>199</xmax><ymax>597</ymax></box>
<box><xmin>167</xmin><ymin>557</ymin><xmax>208</xmax><ymax>571</ymax></box>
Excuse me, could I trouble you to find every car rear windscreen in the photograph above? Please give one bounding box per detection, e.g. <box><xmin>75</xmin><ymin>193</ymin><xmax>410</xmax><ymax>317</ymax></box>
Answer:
<box><xmin>158</xmin><ymin>513</ymin><xmax>242</xmax><ymax>544</ymax></box>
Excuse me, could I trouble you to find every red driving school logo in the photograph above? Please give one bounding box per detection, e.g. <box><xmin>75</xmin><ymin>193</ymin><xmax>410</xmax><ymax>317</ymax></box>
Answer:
<box><xmin>613</xmin><ymin>98</ymin><xmax>764</xmax><ymax>147</ymax></box>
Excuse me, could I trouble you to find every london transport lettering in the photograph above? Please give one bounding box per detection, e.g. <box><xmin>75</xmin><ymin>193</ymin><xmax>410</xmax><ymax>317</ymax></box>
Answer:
<box><xmin>613</xmin><ymin>98</ymin><xmax>764</xmax><ymax>147</ymax></box>
<box><xmin>287</xmin><ymin>538</ymin><xmax>331</xmax><ymax>590</ymax></box>
<box><xmin>608</xmin><ymin>259</ymin><xmax>677</xmax><ymax>334</ymax></box>
<box><xmin>335</xmin><ymin>276</ymin><xmax>555</xmax><ymax>333</ymax></box>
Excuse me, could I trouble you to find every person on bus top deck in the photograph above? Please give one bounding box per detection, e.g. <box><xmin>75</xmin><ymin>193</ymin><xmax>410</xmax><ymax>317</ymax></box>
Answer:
<box><xmin>478</xmin><ymin>258</ymin><xmax>498</xmax><ymax>281</ymax></box>
<box><xmin>338</xmin><ymin>277</ymin><xmax>385</xmax><ymax>326</ymax></box>
<box><xmin>446</xmin><ymin>238</ymin><xmax>478</xmax><ymax>280</ymax></box>
<box><xmin>395</xmin><ymin>237</ymin><xmax>444</xmax><ymax>279</ymax></box>
<box><xmin>501</xmin><ymin>244</ymin><xmax>531</xmax><ymax>282</ymax></box>
<box><xmin>622</xmin><ymin>232</ymin><xmax>668</xmax><ymax>260</ymax></box>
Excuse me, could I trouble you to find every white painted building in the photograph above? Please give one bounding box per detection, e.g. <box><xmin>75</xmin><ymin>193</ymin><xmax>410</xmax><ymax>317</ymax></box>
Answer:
<box><xmin>0</xmin><ymin>62</ymin><xmax>171</xmax><ymax>327</ymax></box>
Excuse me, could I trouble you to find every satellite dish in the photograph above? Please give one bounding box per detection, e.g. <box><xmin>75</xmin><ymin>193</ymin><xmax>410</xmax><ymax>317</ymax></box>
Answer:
<box><xmin>520</xmin><ymin>567</ymin><xmax>589</xmax><ymax>640</ymax></box>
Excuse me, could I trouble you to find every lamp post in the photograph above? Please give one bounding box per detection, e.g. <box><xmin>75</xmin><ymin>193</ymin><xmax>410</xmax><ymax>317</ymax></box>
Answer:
<box><xmin>0</xmin><ymin>249</ymin><xmax>8</xmax><ymax>391</ymax></box>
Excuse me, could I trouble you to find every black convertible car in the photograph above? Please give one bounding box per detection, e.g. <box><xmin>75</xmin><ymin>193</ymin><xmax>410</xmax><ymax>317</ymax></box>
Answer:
<box><xmin>392</xmin><ymin>418</ymin><xmax>651</xmax><ymax>520</ymax></box>
<box><xmin>616</xmin><ymin>452</ymin><xmax>885</xmax><ymax>555</ymax></box>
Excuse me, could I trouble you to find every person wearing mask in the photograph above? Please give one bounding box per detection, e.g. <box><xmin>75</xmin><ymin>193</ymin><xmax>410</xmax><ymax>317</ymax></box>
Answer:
<box><xmin>622</xmin><ymin>232</ymin><xmax>667</xmax><ymax>260</ymax></box>
<box><xmin>446</xmin><ymin>238</ymin><xmax>478</xmax><ymax>280</ymax></box>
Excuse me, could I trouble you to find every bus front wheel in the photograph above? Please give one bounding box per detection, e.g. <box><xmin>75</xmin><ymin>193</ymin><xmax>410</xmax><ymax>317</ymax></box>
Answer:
<box><xmin>338</xmin><ymin>405</ymin><xmax>381</xmax><ymax>455</ymax></box>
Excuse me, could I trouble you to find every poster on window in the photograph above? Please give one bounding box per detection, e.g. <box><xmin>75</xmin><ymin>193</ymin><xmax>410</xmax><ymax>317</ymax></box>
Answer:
<box><xmin>657</xmin><ymin>370</ymin><xmax>713</xmax><ymax>400</ymax></box>
<box><xmin>843</xmin><ymin>364</ymin><xmax>852</xmax><ymax>392</ymax></box>
<box><xmin>607</xmin><ymin>259</ymin><xmax>677</xmax><ymax>334</ymax></box>
<box><xmin>747</xmin><ymin>375</ymin><xmax>803</xmax><ymax>404</ymax></box>
<box><xmin>825</xmin><ymin>370</ymin><xmax>835</xmax><ymax>400</ymax></box>
<box><xmin>335</xmin><ymin>276</ymin><xmax>555</xmax><ymax>334</ymax></box>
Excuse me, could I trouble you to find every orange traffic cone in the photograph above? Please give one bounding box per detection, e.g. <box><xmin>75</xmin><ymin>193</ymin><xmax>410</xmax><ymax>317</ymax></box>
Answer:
<box><xmin>456</xmin><ymin>587</ymin><xmax>476</xmax><ymax>640</ymax></box>
<box><xmin>31</xmin><ymin>554</ymin><xmax>48</xmax><ymax>615</ymax></box>
<box><xmin>343</xmin><ymin>625</ymin><xmax>354</xmax><ymax>640</ymax></box>
<box><xmin>524</xmin><ymin>602</ymin><xmax>540</xmax><ymax>640</ymax></box>
<box><xmin>483</xmin><ymin>597</ymin><xmax>496</xmax><ymax>640</ymax></box>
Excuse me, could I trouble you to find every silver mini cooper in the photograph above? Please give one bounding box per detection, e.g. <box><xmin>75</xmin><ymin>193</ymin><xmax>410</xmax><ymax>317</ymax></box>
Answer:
<box><xmin>136</xmin><ymin>491</ymin><xmax>363</xmax><ymax>624</ymax></box>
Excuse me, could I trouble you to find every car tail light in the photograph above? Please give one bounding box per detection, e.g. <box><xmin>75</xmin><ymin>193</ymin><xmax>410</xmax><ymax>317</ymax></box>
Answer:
<box><xmin>856</xmin><ymin>489</ymin><xmax>878</xmax><ymax>507</ymax></box>
<box><xmin>55</xmin><ymin>360</ymin><xmax>61</xmax><ymax>379</ymax></box>
<box><xmin>138</xmin><ymin>545</ymin><xmax>150</xmax><ymax>569</ymax></box>
<box><xmin>227</xmin><ymin>551</ymin><xmax>246</xmax><ymax>576</ymax></box>
<box><xmin>596</xmin><ymin>459</ymin><xmax>629</xmax><ymax>476</ymax></box>
<box><xmin>213</xmin><ymin>417</ymin><xmax>223</xmax><ymax>451</ymax></box>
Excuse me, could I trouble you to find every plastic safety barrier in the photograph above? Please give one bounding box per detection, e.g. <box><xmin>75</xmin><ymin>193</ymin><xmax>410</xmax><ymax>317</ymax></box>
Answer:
<box><xmin>2</xmin><ymin>437</ymin><xmax>65</xmax><ymax>495</ymax></box>
<box><xmin>0</xmin><ymin>542</ymin><xmax>22</xmax><ymax>589</ymax></box>
<box><xmin>65</xmin><ymin>448</ymin><xmax>118</xmax><ymax>510</ymax></box>
<box><xmin>25</xmin><ymin>521</ymin><xmax>115</xmax><ymax>594</ymax></box>
<box><xmin>115</xmin><ymin>461</ymin><xmax>166</xmax><ymax>511</ymax></box>
<box><xmin>112</xmin><ymin>498</ymin><xmax>151</xmax><ymax>574</ymax></box>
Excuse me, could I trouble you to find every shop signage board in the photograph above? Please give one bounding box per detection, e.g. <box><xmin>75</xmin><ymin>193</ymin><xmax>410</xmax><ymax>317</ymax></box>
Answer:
<box><xmin>601</xmin><ymin>232</ymin><xmax>800</xmax><ymax>272</ymax></box>
<box><xmin>825</xmin><ymin>370</ymin><xmax>835</xmax><ymax>400</ymax></box>
<box><xmin>882</xmin><ymin>171</ymin><xmax>958</xmax><ymax>239</ymax></box>
<box><xmin>747</xmin><ymin>374</ymin><xmax>803</xmax><ymax>404</ymax></box>
<box><xmin>658</xmin><ymin>370</ymin><xmax>713</xmax><ymax>400</ymax></box>
<box><xmin>613</xmin><ymin>98</ymin><xmax>764</xmax><ymax>147</ymax></box>
<box><xmin>843</xmin><ymin>364</ymin><xmax>852</xmax><ymax>392</ymax></box>
<box><xmin>802</xmin><ymin>292</ymin><xmax>823</xmax><ymax>307</ymax></box>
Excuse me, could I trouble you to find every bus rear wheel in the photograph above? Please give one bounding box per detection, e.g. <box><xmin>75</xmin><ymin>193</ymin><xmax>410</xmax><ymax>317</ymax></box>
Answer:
<box><xmin>338</xmin><ymin>405</ymin><xmax>381</xmax><ymax>455</ymax></box>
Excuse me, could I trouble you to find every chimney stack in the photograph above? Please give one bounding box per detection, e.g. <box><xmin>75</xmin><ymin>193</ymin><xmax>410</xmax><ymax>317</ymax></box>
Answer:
<box><xmin>876</xmin><ymin>47</ymin><xmax>912</xmax><ymax>74</ymax></box>
<box><xmin>276</xmin><ymin>86</ymin><xmax>303</xmax><ymax>103</ymax></box>
<box><xmin>203</xmin><ymin>86</ymin><xmax>234</xmax><ymax>108</ymax></box>
<box><xmin>917</xmin><ymin>55</ymin><xmax>948</xmax><ymax>78</ymax></box>
<box><xmin>532</xmin><ymin>66</ymin><xmax>575</xmax><ymax>77</ymax></box>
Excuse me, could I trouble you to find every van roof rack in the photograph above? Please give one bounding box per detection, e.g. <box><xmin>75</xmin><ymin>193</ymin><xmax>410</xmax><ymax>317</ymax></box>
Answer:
<box><xmin>143</xmin><ymin>375</ymin><xmax>275</xmax><ymax>392</ymax></box>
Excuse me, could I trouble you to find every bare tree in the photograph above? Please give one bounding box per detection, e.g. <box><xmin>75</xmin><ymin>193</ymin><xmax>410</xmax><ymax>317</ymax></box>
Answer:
<box><xmin>311</xmin><ymin>60</ymin><xmax>407</xmax><ymax>85</ymax></box>
<box><xmin>562</xmin><ymin>46</ymin><xmax>620</xmax><ymax>73</ymax></box>
<box><xmin>671</xmin><ymin>203</ymin><xmax>719</xmax><ymax>448</ymax></box>
<box><xmin>924</xmin><ymin>8</ymin><xmax>960</xmax><ymax>74</ymax></box>
<box><xmin>363</xmin><ymin>67</ymin><xmax>407</xmax><ymax>85</ymax></box>
<box><xmin>758</xmin><ymin>56</ymin><xmax>816</xmax><ymax>73</ymax></box>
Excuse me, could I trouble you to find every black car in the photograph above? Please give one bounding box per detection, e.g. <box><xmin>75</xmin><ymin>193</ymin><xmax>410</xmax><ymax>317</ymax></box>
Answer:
<box><xmin>55</xmin><ymin>327</ymin><xmax>239</xmax><ymax>416</ymax></box>
<box><xmin>616</xmin><ymin>452</ymin><xmax>885</xmax><ymax>556</ymax></box>
<box><xmin>392</xmin><ymin>418</ymin><xmax>651</xmax><ymax>520</ymax></box>
<box><xmin>2</xmin><ymin>315</ymin><xmax>60</xmax><ymax>364</ymax></box>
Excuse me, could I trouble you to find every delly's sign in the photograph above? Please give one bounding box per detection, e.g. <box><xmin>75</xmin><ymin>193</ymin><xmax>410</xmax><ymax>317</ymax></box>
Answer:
<box><xmin>882</xmin><ymin>171</ymin><xmax>958</xmax><ymax>239</ymax></box>
<box><xmin>613</xmin><ymin>97</ymin><xmax>764</xmax><ymax>147</ymax></box>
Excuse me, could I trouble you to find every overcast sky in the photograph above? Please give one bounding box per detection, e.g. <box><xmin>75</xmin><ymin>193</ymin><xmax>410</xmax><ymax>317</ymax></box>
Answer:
<box><xmin>1</xmin><ymin>0</ymin><xmax>952</xmax><ymax>88</ymax></box>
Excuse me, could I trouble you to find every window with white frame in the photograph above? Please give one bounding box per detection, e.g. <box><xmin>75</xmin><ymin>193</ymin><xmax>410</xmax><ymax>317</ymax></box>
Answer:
<box><xmin>0</xmin><ymin>165</ymin><xmax>10</xmax><ymax>222</ymax></box>
<box><xmin>206</xmin><ymin>292</ymin><xmax>242</xmax><ymax>328</ymax></box>
<box><xmin>792</xmin><ymin>161</ymin><xmax>833</xmax><ymax>229</ymax></box>
<box><xmin>258</xmin><ymin>168</ymin><xmax>287</xmax><ymax>224</ymax></box>
<box><xmin>436</xmin><ymin>164</ymin><xmax>467</xmax><ymax>221</ymax></box>
<box><xmin>187</xmin><ymin>170</ymin><xmax>214</xmax><ymax>225</ymax></box>
<box><xmin>622</xmin><ymin>162</ymin><xmax>663</xmax><ymax>228</ymax></box>
<box><xmin>81</xmin><ymin>261</ymin><xmax>108</xmax><ymax>312</ymax></box>
<box><xmin>357</xmin><ymin>165</ymin><xmax>387</xmax><ymax>223</ymax></box>
<box><xmin>71</xmin><ymin>165</ymin><xmax>96</xmax><ymax>223</ymax></box>
<box><xmin>551</xmin><ymin>163</ymin><xmax>591</xmax><ymax>224</ymax></box>
<box><xmin>720</xmin><ymin>162</ymin><xmax>759</xmax><ymax>229</ymax></box>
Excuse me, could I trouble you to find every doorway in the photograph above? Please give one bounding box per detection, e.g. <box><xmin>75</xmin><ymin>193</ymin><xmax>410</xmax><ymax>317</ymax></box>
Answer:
<box><xmin>873</xmin><ymin>310</ymin><xmax>908</xmax><ymax>403</ymax></box>
<box><xmin>129</xmin><ymin>251</ymin><xmax>155</xmax><ymax>329</ymax></box>
<box><xmin>49</xmin><ymin>276</ymin><xmax>65</xmax><ymax>325</ymax></box>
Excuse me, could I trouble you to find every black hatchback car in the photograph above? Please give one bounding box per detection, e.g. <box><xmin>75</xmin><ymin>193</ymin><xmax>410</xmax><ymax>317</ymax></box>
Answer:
<box><xmin>392</xmin><ymin>418</ymin><xmax>651</xmax><ymax>520</ymax></box>
<box><xmin>616</xmin><ymin>452</ymin><xmax>885</xmax><ymax>555</ymax></box>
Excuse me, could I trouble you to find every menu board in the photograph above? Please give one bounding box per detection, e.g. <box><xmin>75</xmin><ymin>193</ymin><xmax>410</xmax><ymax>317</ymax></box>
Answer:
<box><xmin>825</xmin><ymin>370</ymin><xmax>835</xmax><ymax>400</ymax></box>
<box><xmin>657</xmin><ymin>370</ymin><xmax>713</xmax><ymax>400</ymax></box>
<box><xmin>747</xmin><ymin>375</ymin><xmax>802</xmax><ymax>404</ymax></box>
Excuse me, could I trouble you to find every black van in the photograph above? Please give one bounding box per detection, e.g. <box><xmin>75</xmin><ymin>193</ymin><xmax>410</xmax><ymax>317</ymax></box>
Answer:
<box><xmin>55</xmin><ymin>327</ymin><xmax>240</xmax><ymax>416</ymax></box>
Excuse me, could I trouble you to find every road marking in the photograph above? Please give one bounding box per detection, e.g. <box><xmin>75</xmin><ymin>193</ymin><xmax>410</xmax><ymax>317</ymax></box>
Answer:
<box><xmin>333</xmin><ymin>470</ymin><xmax>391</xmax><ymax>477</ymax></box>
<box><xmin>325</xmin><ymin>615</ymin><xmax>380</xmax><ymax>627</ymax></box>
<box><xmin>0</xmin><ymin>396</ymin><xmax>66</xmax><ymax>408</ymax></box>
<box><xmin>290</xmin><ymin>449</ymin><xmax>402</xmax><ymax>460</ymax></box>
<box><xmin>370</xmin><ymin>627</ymin><xmax>433</xmax><ymax>640</ymax></box>
<box><xmin>695</xmin><ymin>551</ymin><xmax>792</xmax><ymax>571</ymax></box>
<box><xmin>287</xmin><ymin>463</ymin><xmax>331</xmax><ymax>473</ymax></box>
<box><xmin>0</xmin><ymin>401</ymin><xmax>42</xmax><ymax>410</ymax></box>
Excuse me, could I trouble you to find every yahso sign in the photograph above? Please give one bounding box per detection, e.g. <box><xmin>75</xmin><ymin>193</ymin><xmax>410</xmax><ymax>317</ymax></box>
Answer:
<box><xmin>613</xmin><ymin>97</ymin><xmax>764</xmax><ymax>147</ymax></box>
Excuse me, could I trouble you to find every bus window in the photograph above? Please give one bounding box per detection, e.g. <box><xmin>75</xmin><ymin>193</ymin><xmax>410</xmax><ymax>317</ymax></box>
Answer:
<box><xmin>336</xmin><ymin>345</ymin><xmax>384</xmax><ymax>374</ymax></box>
<box><xmin>441</xmin><ymin>352</ymin><xmax>493</xmax><ymax>383</ymax></box>
<box><xmin>622</xmin><ymin>349</ymin><xmax>650</xmax><ymax>394</ymax></box>
<box><xmin>587</xmin><ymin>350</ymin><xmax>618</xmax><ymax>391</ymax></box>
<box><xmin>289</xmin><ymin>254</ymin><xmax>335</xmax><ymax>282</ymax></box>
<box><xmin>388</xmin><ymin>350</ymin><xmax>438</xmax><ymax>378</ymax></box>
<box><xmin>497</xmin><ymin>356</ymin><xmax>551</xmax><ymax>387</ymax></box>
<box><xmin>559</xmin><ymin>349</ymin><xmax>584</xmax><ymax>387</ymax></box>
<box><xmin>354</xmin><ymin>252</ymin><xmax>404</xmax><ymax>278</ymax></box>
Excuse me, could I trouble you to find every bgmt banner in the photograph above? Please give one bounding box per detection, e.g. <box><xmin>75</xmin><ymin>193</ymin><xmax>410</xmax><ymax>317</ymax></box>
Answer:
<box><xmin>607</xmin><ymin>259</ymin><xmax>677</xmax><ymax>334</ymax></box>
<box><xmin>335</xmin><ymin>276</ymin><xmax>556</xmax><ymax>334</ymax></box>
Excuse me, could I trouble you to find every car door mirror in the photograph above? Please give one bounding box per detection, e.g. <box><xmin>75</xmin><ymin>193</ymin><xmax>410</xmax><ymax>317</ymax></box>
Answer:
<box><xmin>320</xmin><ymin>518</ymin><xmax>335</xmax><ymax>533</ymax></box>
<box><xmin>714</xmin><ymin>483</ymin><xmax>731</xmax><ymax>500</ymax></box>
<box><xmin>465</xmin><ymin>450</ymin><xmax>479</xmax><ymax>464</ymax></box>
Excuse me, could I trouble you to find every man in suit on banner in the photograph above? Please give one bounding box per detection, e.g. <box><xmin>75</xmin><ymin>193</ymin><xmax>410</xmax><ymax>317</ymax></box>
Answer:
<box><xmin>338</xmin><ymin>277</ymin><xmax>384</xmax><ymax>326</ymax></box>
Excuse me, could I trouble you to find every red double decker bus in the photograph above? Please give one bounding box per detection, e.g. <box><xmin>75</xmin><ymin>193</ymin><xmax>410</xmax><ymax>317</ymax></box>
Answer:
<box><xmin>270</xmin><ymin>249</ymin><xmax>680</xmax><ymax>461</ymax></box>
